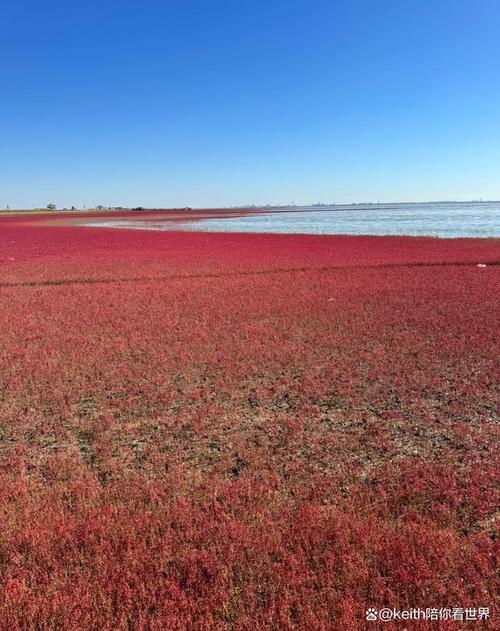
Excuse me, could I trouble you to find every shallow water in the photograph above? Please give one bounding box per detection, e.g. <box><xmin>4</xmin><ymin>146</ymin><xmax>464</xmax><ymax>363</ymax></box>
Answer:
<box><xmin>84</xmin><ymin>202</ymin><xmax>500</xmax><ymax>238</ymax></box>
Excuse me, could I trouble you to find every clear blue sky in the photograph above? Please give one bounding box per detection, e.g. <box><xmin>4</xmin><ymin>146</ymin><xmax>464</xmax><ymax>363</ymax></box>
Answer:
<box><xmin>1</xmin><ymin>0</ymin><xmax>499</xmax><ymax>208</ymax></box>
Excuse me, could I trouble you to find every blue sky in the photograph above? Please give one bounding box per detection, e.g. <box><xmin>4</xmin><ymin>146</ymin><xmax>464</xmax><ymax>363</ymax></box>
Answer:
<box><xmin>1</xmin><ymin>0</ymin><xmax>499</xmax><ymax>208</ymax></box>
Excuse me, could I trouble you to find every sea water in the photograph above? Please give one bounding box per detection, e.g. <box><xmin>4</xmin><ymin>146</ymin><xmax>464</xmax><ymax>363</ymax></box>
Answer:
<box><xmin>84</xmin><ymin>202</ymin><xmax>500</xmax><ymax>238</ymax></box>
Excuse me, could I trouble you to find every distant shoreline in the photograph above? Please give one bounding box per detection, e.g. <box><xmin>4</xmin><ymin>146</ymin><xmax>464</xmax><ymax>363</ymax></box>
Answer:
<box><xmin>2</xmin><ymin>199</ymin><xmax>500</xmax><ymax>217</ymax></box>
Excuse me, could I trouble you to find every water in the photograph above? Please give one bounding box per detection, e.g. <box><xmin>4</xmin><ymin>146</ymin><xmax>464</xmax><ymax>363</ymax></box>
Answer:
<box><xmin>84</xmin><ymin>202</ymin><xmax>500</xmax><ymax>238</ymax></box>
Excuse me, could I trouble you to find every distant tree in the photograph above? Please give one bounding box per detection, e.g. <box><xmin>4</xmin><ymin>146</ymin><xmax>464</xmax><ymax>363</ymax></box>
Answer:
<box><xmin>47</xmin><ymin>203</ymin><xmax>56</xmax><ymax>210</ymax></box>
<box><xmin>96</xmin><ymin>205</ymin><xmax>104</xmax><ymax>210</ymax></box>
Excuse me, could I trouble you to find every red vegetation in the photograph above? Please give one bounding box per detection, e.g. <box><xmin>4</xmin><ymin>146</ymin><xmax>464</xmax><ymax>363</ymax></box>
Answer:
<box><xmin>0</xmin><ymin>212</ymin><xmax>498</xmax><ymax>629</ymax></box>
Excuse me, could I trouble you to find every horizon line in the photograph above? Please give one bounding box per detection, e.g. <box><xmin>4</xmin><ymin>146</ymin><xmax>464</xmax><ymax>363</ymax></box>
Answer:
<box><xmin>3</xmin><ymin>198</ymin><xmax>500</xmax><ymax>212</ymax></box>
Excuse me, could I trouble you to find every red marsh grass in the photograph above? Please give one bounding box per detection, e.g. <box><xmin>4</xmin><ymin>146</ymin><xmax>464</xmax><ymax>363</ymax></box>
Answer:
<box><xmin>0</xmin><ymin>213</ymin><xmax>498</xmax><ymax>630</ymax></box>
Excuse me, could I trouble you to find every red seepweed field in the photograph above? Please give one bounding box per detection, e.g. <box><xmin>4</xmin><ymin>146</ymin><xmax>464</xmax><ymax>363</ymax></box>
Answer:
<box><xmin>0</xmin><ymin>211</ymin><xmax>499</xmax><ymax>630</ymax></box>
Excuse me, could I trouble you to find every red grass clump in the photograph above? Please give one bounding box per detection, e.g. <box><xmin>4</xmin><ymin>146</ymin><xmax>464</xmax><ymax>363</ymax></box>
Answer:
<box><xmin>0</xmin><ymin>213</ymin><xmax>498</xmax><ymax>629</ymax></box>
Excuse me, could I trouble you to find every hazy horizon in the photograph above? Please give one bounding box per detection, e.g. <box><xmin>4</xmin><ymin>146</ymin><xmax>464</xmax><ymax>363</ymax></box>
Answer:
<box><xmin>4</xmin><ymin>199</ymin><xmax>500</xmax><ymax>211</ymax></box>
